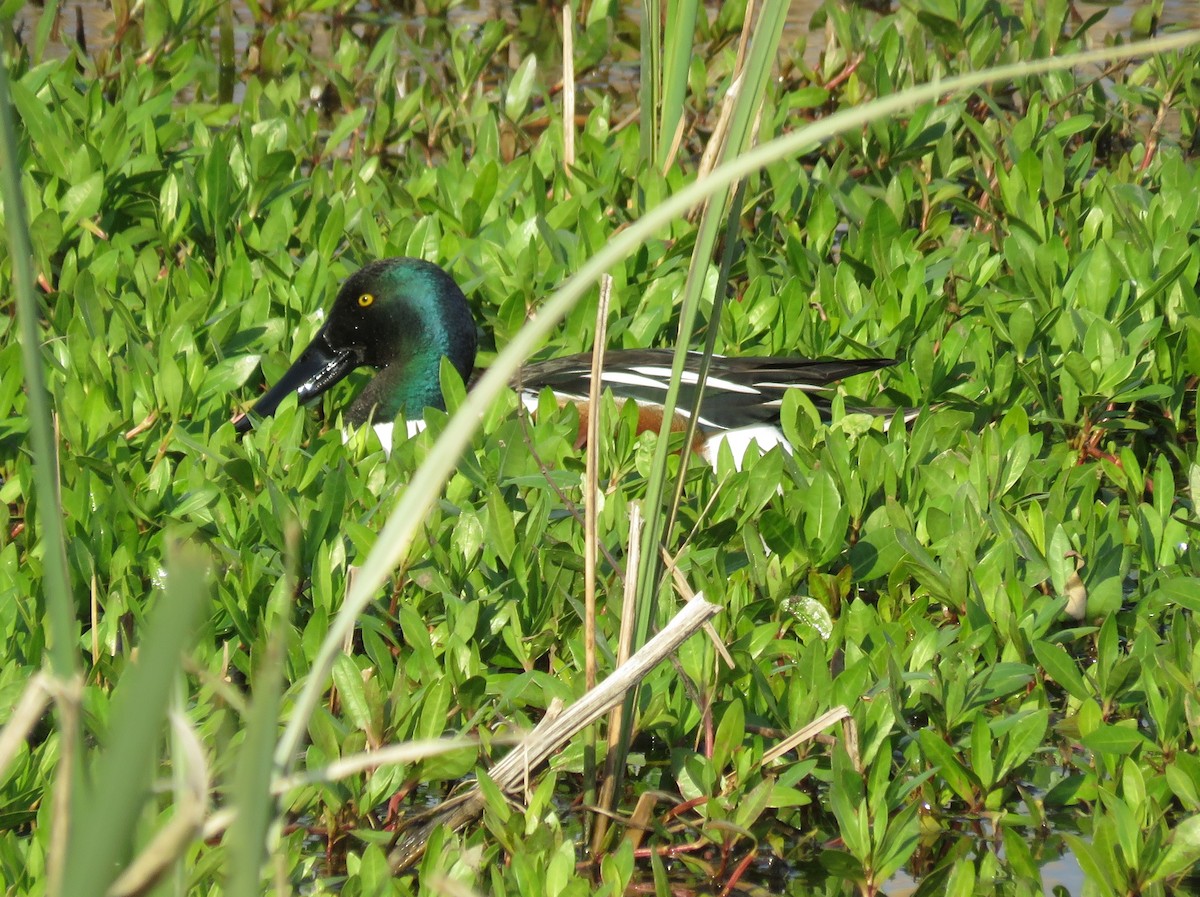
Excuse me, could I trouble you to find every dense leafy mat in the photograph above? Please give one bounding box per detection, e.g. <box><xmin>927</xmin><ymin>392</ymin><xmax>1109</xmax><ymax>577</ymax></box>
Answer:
<box><xmin>2</xmin><ymin>1</ymin><xmax>1200</xmax><ymax>895</ymax></box>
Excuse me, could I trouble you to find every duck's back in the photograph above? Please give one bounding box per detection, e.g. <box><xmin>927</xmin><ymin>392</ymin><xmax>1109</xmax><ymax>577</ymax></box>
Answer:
<box><xmin>515</xmin><ymin>350</ymin><xmax>894</xmax><ymax>431</ymax></box>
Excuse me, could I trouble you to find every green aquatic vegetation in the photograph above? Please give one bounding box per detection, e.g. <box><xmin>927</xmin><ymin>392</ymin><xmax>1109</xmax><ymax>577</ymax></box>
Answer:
<box><xmin>2</xmin><ymin>1</ymin><xmax>1200</xmax><ymax>895</ymax></box>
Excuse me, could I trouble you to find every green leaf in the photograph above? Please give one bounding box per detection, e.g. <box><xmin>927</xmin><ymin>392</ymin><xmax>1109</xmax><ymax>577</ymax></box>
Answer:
<box><xmin>202</xmin><ymin>354</ymin><xmax>262</xmax><ymax>398</ymax></box>
<box><xmin>872</xmin><ymin>802</ymin><xmax>920</xmax><ymax>883</ymax></box>
<box><xmin>1145</xmin><ymin>577</ymin><xmax>1200</xmax><ymax>612</ymax></box>
<box><xmin>325</xmin><ymin>106</ymin><xmax>368</xmax><ymax>155</ymax></box>
<box><xmin>1150</xmin><ymin>813</ymin><xmax>1200</xmax><ymax>882</ymax></box>
<box><xmin>1032</xmin><ymin>640</ymin><xmax>1091</xmax><ymax>703</ymax></box>
<box><xmin>830</xmin><ymin>745</ymin><xmax>869</xmax><ymax>859</ymax></box>
<box><xmin>819</xmin><ymin>849</ymin><xmax>865</xmax><ymax>882</ymax></box>
<box><xmin>731</xmin><ymin>776</ymin><xmax>776</xmax><ymax>831</ymax></box>
<box><xmin>1081</xmin><ymin>723</ymin><xmax>1153</xmax><ymax>756</ymax></box>
<box><xmin>1008</xmin><ymin>304</ymin><xmax>1035</xmax><ymax>359</ymax></box>
<box><xmin>416</xmin><ymin>678</ymin><xmax>452</xmax><ymax>742</ymax></box>
<box><xmin>332</xmin><ymin>653</ymin><xmax>372</xmax><ymax>734</ymax></box>
<box><xmin>1063</xmin><ymin>834</ymin><xmax>1118</xmax><ymax>897</ymax></box>
<box><xmin>917</xmin><ymin>729</ymin><xmax>979</xmax><ymax>805</ymax></box>
<box><xmin>9</xmin><ymin>77</ymin><xmax>68</xmax><ymax>176</ymax></box>
<box><xmin>712</xmin><ymin>698</ymin><xmax>744</xmax><ymax>773</ymax></box>
<box><xmin>996</xmin><ymin>708</ymin><xmax>1048</xmax><ymax>777</ymax></box>
<box><xmin>505</xmin><ymin>54</ymin><xmax>538</xmax><ymax>120</ymax></box>
<box><xmin>60</xmin><ymin>172</ymin><xmax>103</xmax><ymax>233</ymax></box>
<box><xmin>970</xmin><ymin>718</ymin><xmax>994</xmax><ymax>789</ymax></box>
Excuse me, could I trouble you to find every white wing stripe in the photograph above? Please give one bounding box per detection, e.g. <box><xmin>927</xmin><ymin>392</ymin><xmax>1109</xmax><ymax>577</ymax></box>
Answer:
<box><xmin>597</xmin><ymin>371</ymin><xmax>671</xmax><ymax>390</ymax></box>
<box><xmin>626</xmin><ymin>365</ymin><xmax>759</xmax><ymax>394</ymax></box>
<box><xmin>753</xmin><ymin>381</ymin><xmax>826</xmax><ymax>392</ymax></box>
<box><xmin>703</xmin><ymin>375</ymin><xmax>759</xmax><ymax>394</ymax></box>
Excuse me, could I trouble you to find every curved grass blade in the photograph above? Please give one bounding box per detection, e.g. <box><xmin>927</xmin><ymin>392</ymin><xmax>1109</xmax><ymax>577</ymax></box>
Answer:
<box><xmin>272</xmin><ymin>30</ymin><xmax>1200</xmax><ymax>774</ymax></box>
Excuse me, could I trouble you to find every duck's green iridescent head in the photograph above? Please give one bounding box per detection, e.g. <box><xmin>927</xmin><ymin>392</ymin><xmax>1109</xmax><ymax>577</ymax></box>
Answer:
<box><xmin>235</xmin><ymin>258</ymin><xmax>477</xmax><ymax>431</ymax></box>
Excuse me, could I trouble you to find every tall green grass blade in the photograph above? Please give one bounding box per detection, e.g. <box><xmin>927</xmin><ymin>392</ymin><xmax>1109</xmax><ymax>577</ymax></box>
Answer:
<box><xmin>32</xmin><ymin>1</ymin><xmax>60</xmax><ymax>63</ymax></box>
<box><xmin>0</xmin><ymin>20</ymin><xmax>76</xmax><ymax>679</ymax></box>
<box><xmin>224</xmin><ymin>640</ymin><xmax>287</xmax><ymax>895</ymax></box>
<box><xmin>2</xmin><ymin>40</ymin><xmax>82</xmax><ymax>894</ymax></box>
<box><xmin>225</xmin><ymin>524</ymin><xmax>297</xmax><ymax>896</ymax></box>
<box><xmin>658</xmin><ymin>0</ymin><xmax>699</xmax><ymax>171</ymax></box>
<box><xmin>639</xmin><ymin>0</ymin><xmax>661</xmax><ymax>168</ymax></box>
<box><xmin>60</xmin><ymin>545</ymin><xmax>210</xmax><ymax>897</ymax></box>
<box><xmin>668</xmin><ymin>176</ymin><xmax>749</xmax><ymax>533</ymax></box>
<box><xmin>667</xmin><ymin>0</ymin><xmax>794</xmax><ymax>527</ymax></box>
<box><xmin>218</xmin><ymin>1</ymin><xmax>235</xmax><ymax>104</ymax></box>
<box><xmin>726</xmin><ymin>2</ymin><xmax>792</xmax><ymax>154</ymax></box>
<box><xmin>620</xmin><ymin>0</ymin><xmax>791</xmax><ymax>801</ymax></box>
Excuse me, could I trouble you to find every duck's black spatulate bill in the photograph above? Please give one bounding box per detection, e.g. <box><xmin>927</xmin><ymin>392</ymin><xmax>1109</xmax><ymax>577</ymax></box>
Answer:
<box><xmin>234</xmin><ymin>328</ymin><xmax>360</xmax><ymax>433</ymax></box>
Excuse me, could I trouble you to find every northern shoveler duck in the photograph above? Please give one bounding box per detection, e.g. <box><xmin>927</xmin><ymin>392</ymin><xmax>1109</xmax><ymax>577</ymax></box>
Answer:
<box><xmin>233</xmin><ymin>257</ymin><xmax>895</xmax><ymax>465</ymax></box>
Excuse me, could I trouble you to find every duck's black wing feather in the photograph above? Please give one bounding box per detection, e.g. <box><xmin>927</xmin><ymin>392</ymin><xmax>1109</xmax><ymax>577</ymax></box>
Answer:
<box><xmin>515</xmin><ymin>350</ymin><xmax>894</xmax><ymax>431</ymax></box>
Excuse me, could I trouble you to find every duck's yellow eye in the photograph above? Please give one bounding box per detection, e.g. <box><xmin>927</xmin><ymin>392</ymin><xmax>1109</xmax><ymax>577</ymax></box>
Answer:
<box><xmin>358</xmin><ymin>293</ymin><xmax>374</xmax><ymax>308</ymax></box>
